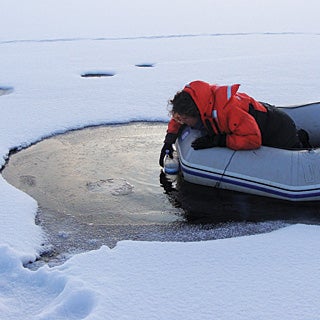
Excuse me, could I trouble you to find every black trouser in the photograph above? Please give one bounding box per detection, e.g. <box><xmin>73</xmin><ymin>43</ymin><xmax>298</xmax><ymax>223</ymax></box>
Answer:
<box><xmin>249</xmin><ymin>102</ymin><xmax>301</xmax><ymax>149</ymax></box>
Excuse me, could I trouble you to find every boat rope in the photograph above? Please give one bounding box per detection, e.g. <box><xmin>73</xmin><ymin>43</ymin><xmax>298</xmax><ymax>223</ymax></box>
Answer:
<box><xmin>215</xmin><ymin>150</ymin><xmax>237</xmax><ymax>188</ymax></box>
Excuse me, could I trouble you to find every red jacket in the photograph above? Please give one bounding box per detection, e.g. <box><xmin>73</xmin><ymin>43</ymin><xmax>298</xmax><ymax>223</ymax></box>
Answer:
<box><xmin>167</xmin><ymin>80</ymin><xmax>267</xmax><ymax>150</ymax></box>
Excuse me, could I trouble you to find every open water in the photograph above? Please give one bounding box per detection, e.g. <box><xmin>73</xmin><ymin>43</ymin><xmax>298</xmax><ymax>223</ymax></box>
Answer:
<box><xmin>3</xmin><ymin>122</ymin><xmax>319</xmax><ymax>266</ymax></box>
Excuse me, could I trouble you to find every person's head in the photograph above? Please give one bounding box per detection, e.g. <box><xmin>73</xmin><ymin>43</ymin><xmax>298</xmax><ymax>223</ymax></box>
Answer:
<box><xmin>168</xmin><ymin>91</ymin><xmax>200</xmax><ymax>127</ymax></box>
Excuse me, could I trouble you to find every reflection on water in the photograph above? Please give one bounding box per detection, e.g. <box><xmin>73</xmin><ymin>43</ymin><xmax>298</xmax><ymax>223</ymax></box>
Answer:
<box><xmin>2</xmin><ymin>122</ymin><xmax>319</xmax><ymax>266</ymax></box>
<box><xmin>160</xmin><ymin>171</ymin><xmax>320</xmax><ymax>224</ymax></box>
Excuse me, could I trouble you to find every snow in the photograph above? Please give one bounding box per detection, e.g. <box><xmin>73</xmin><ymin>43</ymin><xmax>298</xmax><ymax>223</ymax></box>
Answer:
<box><xmin>1</xmin><ymin>0</ymin><xmax>320</xmax><ymax>319</ymax></box>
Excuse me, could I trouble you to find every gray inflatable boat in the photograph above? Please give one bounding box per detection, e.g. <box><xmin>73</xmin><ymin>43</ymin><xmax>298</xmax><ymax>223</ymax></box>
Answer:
<box><xmin>176</xmin><ymin>102</ymin><xmax>320</xmax><ymax>202</ymax></box>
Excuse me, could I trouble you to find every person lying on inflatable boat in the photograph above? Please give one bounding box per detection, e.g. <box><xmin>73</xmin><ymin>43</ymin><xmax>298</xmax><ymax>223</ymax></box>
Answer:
<box><xmin>159</xmin><ymin>80</ymin><xmax>310</xmax><ymax>167</ymax></box>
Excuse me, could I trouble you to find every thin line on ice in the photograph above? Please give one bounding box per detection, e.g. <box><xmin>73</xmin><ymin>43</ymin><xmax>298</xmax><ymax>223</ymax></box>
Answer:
<box><xmin>0</xmin><ymin>32</ymin><xmax>319</xmax><ymax>45</ymax></box>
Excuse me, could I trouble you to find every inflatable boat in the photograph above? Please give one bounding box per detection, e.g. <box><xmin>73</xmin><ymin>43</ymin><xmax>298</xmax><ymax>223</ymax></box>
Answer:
<box><xmin>176</xmin><ymin>102</ymin><xmax>320</xmax><ymax>202</ymax></box>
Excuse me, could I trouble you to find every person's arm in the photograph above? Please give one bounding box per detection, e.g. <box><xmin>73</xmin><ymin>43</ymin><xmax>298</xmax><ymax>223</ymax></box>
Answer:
<box><xmin>159</xmin><ymin>119</ymin><xmax>181</xmax><ymax>167</ymax></box>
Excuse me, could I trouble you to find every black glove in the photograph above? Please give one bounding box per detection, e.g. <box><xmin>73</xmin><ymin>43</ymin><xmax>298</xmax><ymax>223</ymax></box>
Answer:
<box><xmin>159</xmin><ymin>133</ymin><xmax>177</xmax><ymax>167</ymax></box>
<box><xmin>191</xmin><ymin>134</ymin><xmax>226</xmax><ymax>150</ymax></box>
<box><xmin>159</xmin><ymin>143</ymin><xmax>174</xmax><ymax>167</ymax></box>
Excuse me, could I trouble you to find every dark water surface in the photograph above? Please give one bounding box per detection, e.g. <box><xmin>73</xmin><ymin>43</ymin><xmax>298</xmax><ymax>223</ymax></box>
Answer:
<box><xmin>2</xmin><ymin>122</ymin><xmax>319</xmax><ymax>266</ymax></box>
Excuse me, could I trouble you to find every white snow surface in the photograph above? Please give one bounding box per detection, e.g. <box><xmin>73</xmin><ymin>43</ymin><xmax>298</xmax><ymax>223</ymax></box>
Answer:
<box><xmin>1</xmin><ymin>1</ymin><xmax>320</xmax><ymax>319</ymax></box>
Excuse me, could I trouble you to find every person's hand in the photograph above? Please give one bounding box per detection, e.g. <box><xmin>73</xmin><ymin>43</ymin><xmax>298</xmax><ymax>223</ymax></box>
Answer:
<box><xmin>159</xmin><ymin>143</ymin><xmax>174</xmax><ymax>167</ymax></box>
<box><xmin>191</xmin><ymin>134</ymin><xmax>226</xmax><ymax>150</ymax></box>
<box><xmin>191</xmin><ymin>135</ymin><xmax>216</xmax><ymax>149</ymax></box>
<box><xmin>159</xmin><ymin>132</ymin><xmax>177</xmax><ymax>167</ymax></box>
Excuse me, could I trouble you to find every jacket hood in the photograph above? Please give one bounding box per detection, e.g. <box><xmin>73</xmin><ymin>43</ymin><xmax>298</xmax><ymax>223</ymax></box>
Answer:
<box><xmin>182</xmin><ymin>80</ymin><xmax>213</xmax><ymax>115</ymax></box>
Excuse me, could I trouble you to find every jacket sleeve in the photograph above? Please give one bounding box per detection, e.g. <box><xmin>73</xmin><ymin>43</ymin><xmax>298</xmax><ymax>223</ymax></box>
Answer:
<box><xmin>225</xmin><ymin>107</ymin><xmax>262</xmax><ymax>150</ymax></box>
<box><xmin>167</xmin><ymin>118</ymin><xmax>182</xmax><ymax>134</ymax></box>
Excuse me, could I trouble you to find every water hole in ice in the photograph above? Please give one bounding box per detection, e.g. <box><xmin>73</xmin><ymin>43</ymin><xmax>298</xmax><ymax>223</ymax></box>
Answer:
<box><xmin>2</xmin><ymin>122</ymin><xmax>320</xmax><ymax>266</ymax></box>
<box><xmin>0</xmin><ymin>86</ymin><xmax>14</xmax><ymax>96</ymax></box>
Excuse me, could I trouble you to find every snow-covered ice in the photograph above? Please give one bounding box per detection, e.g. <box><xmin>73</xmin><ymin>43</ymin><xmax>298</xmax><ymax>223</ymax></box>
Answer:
<box><xmin>1</xmin><ymin>0</ymin><xmax>320</xmax><ymax>319</ymax></box>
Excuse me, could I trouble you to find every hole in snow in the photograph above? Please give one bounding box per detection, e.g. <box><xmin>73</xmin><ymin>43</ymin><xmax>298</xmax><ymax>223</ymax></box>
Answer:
<box><xmin>135</xmin><ymin>63</ymin><xmax>155</xmax><ymax>67</ymax></box>
<box><xmin>3</xmin><ymin>122</ymin><xmax>315</xmax><ymax>266</ymax></box>
<box><xmin>81</xmin><ymin>71</ymin><xmax>115</xmax><ymax>78</ymax></box>
<box><xmin>0</xmin><ymin>86</ymin><xmax>14</xmax><ymax>96</ymax></box>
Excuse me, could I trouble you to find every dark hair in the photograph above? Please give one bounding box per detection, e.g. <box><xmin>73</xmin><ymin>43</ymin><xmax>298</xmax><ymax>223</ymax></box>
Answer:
<box><xmin>168</xmin><ymin>91</ymin><xmax>199</xmax><ymax>117</ymax></box>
